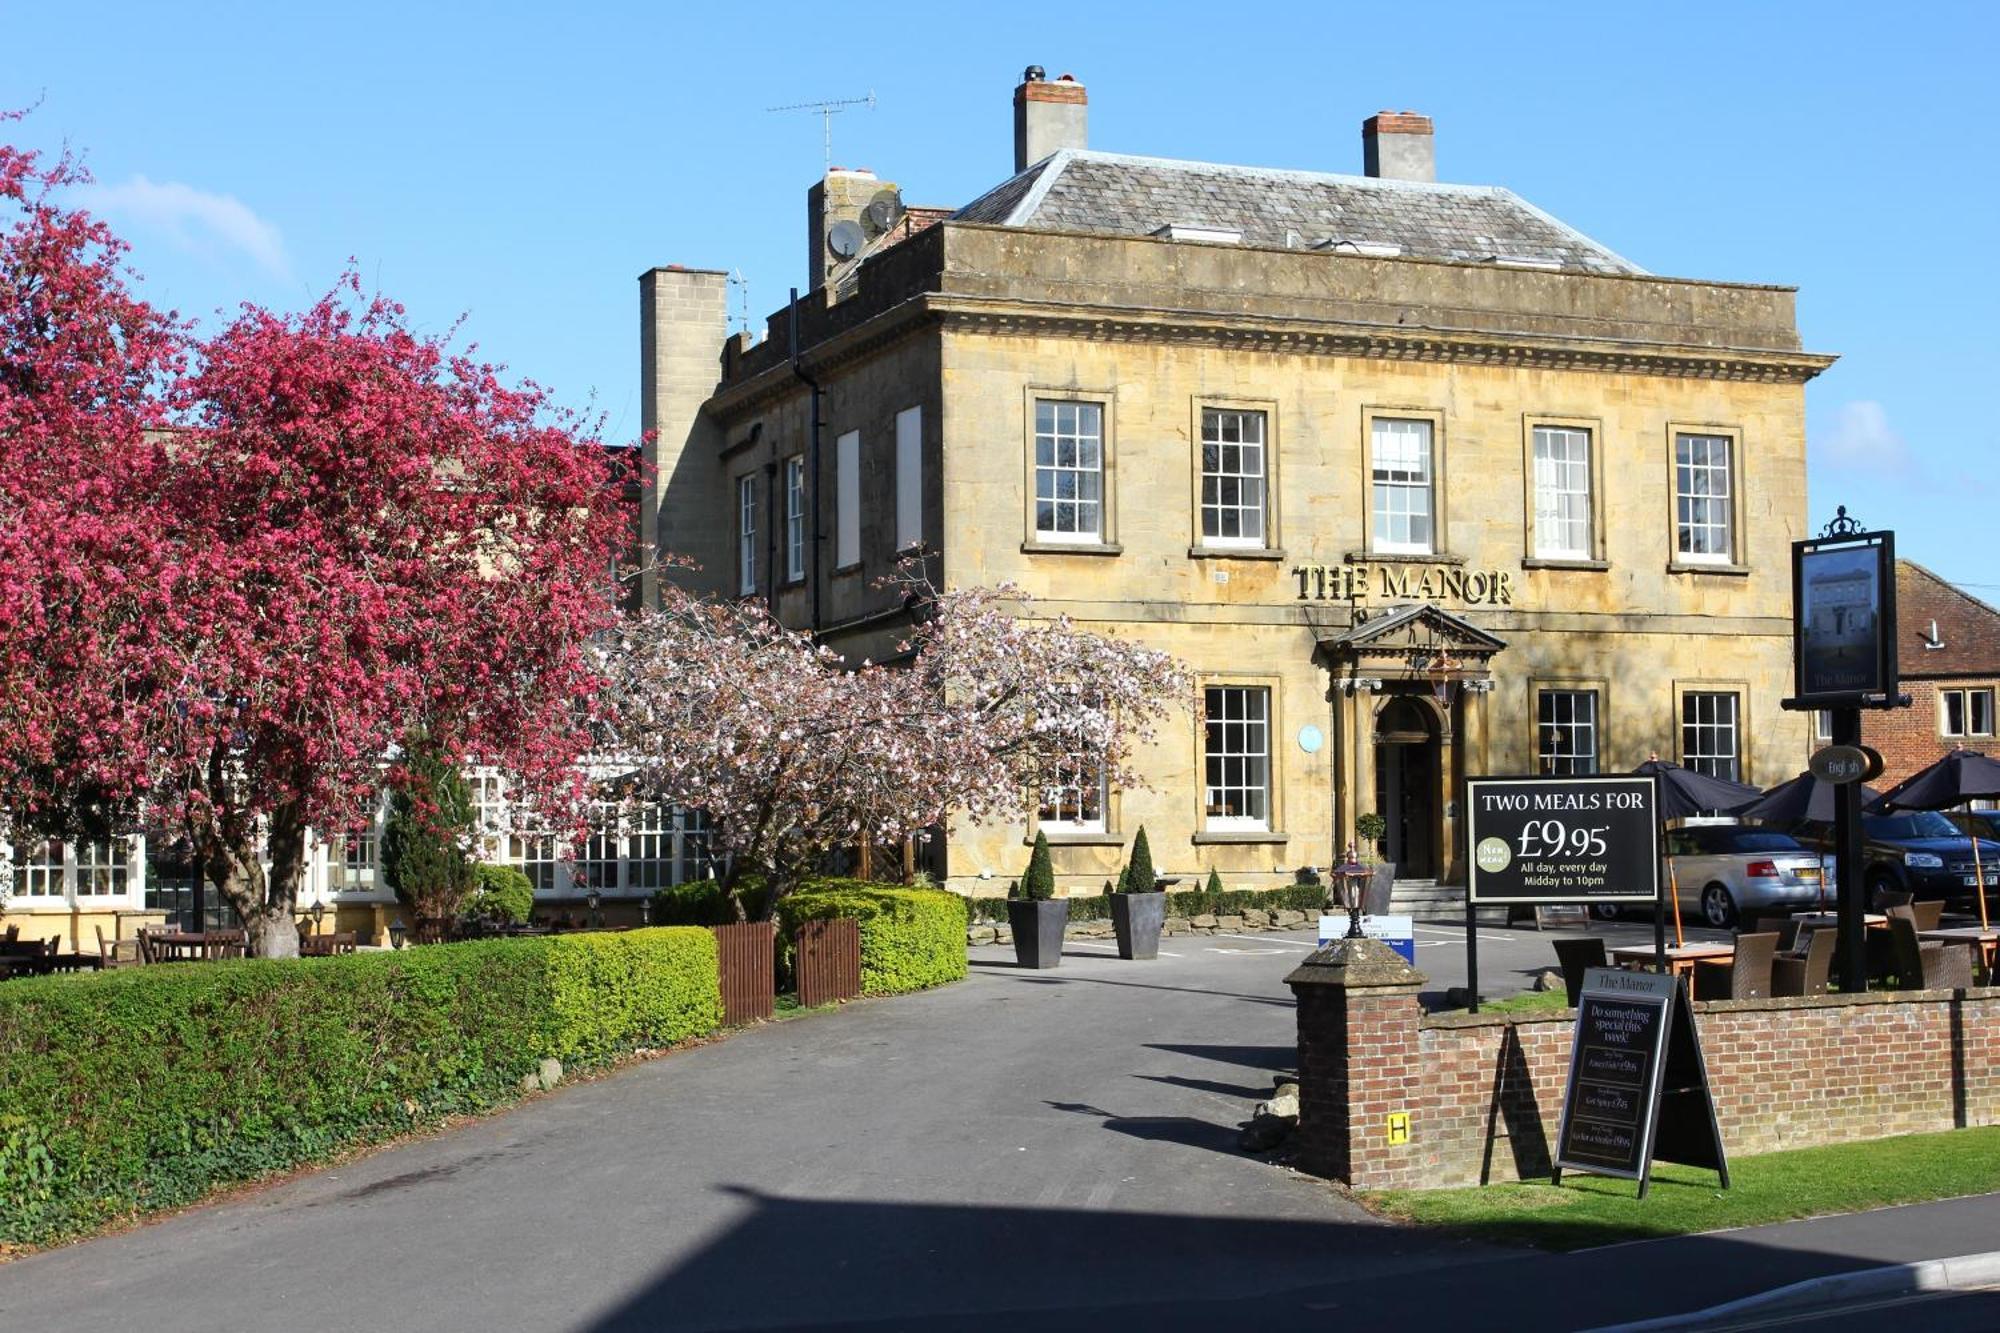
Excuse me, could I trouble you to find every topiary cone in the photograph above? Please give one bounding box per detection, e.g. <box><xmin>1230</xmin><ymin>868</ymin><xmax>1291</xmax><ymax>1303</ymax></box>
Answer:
<box><xmin>1122</xmin><ymin>825</ymin><xmax>1157</xmax><ymax>893</ymax></box>
<box><xmin>1021</xmin><ymin>830</ymin><xmax>1056</xmax><ymax>901</ymax></box>
<box><xmin>1205</xmin><ymin>866</ymin><xmax>1223</xmax><ymax>895</ymax></box>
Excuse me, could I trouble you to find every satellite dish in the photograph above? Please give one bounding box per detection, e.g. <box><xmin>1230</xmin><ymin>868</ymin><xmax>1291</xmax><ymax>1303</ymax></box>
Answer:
<box><xmin>863</xmin><ymin>190</ymin><xmax>904</xmax><ymax>234</ymax></box>
<box><xmin>827</xmin><ymin>219</ymin><xmax>865</xmax><ymax>260</ymax></box>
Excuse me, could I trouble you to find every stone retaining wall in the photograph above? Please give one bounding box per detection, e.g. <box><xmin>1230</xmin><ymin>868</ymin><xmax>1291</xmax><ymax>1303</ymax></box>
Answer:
<box><xmin>966</xmin><ymin>908</ymin><xmax>1314</xmax><ymax>946</ymax></box>
<box><xmin>1288</xmin><ymin>940</ymin><xmax>2000</xmax><ymax>1191</ymax></box>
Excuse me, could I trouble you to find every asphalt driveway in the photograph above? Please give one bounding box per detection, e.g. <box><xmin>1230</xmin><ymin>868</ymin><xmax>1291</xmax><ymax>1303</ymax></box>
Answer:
<box><xmin>0</xmin><ymin>932</ymin><xmax>1491</xmax><ymax>1331</ymax></box>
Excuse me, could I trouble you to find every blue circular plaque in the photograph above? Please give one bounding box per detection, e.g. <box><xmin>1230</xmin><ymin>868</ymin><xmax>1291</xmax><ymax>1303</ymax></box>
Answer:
<box><xmin>1297</xmin><ymin>724</ymin><xmax>1324</xmax><ymax>754</ymax></box>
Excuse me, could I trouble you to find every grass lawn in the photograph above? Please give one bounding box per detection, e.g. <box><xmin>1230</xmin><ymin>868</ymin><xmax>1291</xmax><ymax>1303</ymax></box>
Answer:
<box><xmin>1464</xmin><ymin>989</ymin><xmax>1570</xmax><ymax>1015</ymax></box>
<box><xmin>1364</xmin><ymin>1126</ymin><xmax>2000</xmax><ymax>1250</ymax></box>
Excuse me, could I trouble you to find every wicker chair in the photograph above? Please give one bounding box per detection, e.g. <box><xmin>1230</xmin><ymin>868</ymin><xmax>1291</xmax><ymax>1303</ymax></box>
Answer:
<box><xmin>1910</xmin><ymin>900</ymin><xmax>1944</xmax><ymax>931</ymax></box>
<box><xmin>1773</xmin><ymin>927</ymin><xmax>1835</xmax><ymax>997</ymax></box>
<box><xmin>1551</xmin><ymin>937</ymin><xmax>1607</xmax><ymax>1007</ymax></box>
<box><xmin>1888</xmin><ymin>911</ymin><xmax>1974</xmax><ymax>990</ymax></box>
<box><xmin>1694</xmin><ymin>931</ymin><xmax>1778</xmax><ymax>1001</ymax></box>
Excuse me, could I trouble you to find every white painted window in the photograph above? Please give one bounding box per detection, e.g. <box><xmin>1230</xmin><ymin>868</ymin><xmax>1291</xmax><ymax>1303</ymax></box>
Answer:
<box><xmin>1201</xmin><ymin>408</ymin><xmax>1267</xmax><ymax>548</ymax></box>
<box><xmin>1675</xmin><ymin>433</ymin><xmax>1734</xmax><ymax>564</ymax></box>
<box><xmin>1682</xmin><ymin>691</ymin><xmax>1741</xmax><ymax>782</ymax></box>
<box><xmin>737</xmin><ymin>474</ymin><xmax>757</xmax><ymax>596</ymax></box>
<box><xmin>1371</xmin><ymin>418</ymin><xmax>1434</xmax><ymax>555</ymax></box>
<box><xmin>1038</xmin><ymin>701</ymin><xmax>1108</xmax><ymax>834</ymax></box>
<box><xmin>1943</xmin><ymin>688</ymin><xmax>1996</xmax><ymax>738</ymax></box>
<box><xmin>1532</xmin><ymin>425</ymin><xmax>1592</xmax><ymax>559</ymax></box>
<box><xmin>1034</xmin><ymin>400</ymin><xmax>1103</xmax><ymax>543</ymax></box>
<box><xmin>783</xmin><ymin>456</ymin><xmax>805</xmax><ymax>583</ymax></box>
<box><xmin>1203</xmin><ymin>686</ymin><xmax>1271</xmax><ymax>830</ymax></box>
<box><xmin>895</xmin><ymin>406</ymin><xmax>923</xmax><ymax>551</ymax></box>
<box><xmin>3</xmin><ymin>833</ymin><xmax>140</xmax><ymax>903</ymax></box>
<box><xmin>1537</xmin><ymin>690</ymin><xmax>1599</xmax><ymax>775</ymax></box>
<box><xmin>1814</xmin><ymin>710</ymin><xmax>1834</xmax><ymax>742</ymax></box>
<box><xmin>836</xmin><ymin>429</ymin><xmax>860</xmax><ymax>567</ymax></box>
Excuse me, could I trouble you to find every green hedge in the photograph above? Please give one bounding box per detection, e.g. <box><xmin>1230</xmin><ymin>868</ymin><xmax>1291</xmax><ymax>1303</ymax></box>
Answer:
<box><xmin>0</xmin><ymin>927</ymin><xmax>721</xmax><ymax>1248</ymax></box>
<box><xmin>649</xmin><ymin>877</ymin><xmax>773</xmax><ymax>926</ymax></box>
<box><xmin>967</xmin><ymin>881</ymin><xmax>1329</xmax><ymax>924</ymax></box>
<box><xmin>777</xmin><ymin>882</ymin><xmax>968</xmax><ymax>995</ymax></box>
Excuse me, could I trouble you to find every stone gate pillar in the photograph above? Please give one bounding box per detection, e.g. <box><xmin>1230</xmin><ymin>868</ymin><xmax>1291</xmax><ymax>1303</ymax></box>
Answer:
<box><xmin>1286</xmin><ymin>936</ymin><xmax>1426</xmax><ymax>1187</ymax></box>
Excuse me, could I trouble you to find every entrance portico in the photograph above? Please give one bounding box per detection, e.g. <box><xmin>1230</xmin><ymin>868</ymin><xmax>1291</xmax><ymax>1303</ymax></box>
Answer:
<box><xmin>1319</xmin><ymin>604</ymin><xmax>1506</xmax><ymax>885</ymax></box>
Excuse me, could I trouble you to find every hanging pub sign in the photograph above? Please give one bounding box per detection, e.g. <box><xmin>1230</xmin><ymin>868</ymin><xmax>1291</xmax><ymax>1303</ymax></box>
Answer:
<box><xmin>1791</xmin><ymin>520</ymin><xmax>1898</xmax><ymax>707</ymax></box>
<box><xmin>1465</xmin><ymin>774</ymin><xmax>1660</xmax><ymax>908</ymax></box>
<box><xmin>1554</xmin><ymin>967</ymin><xmax>1728</xmax><ymax>1197</ymax></box>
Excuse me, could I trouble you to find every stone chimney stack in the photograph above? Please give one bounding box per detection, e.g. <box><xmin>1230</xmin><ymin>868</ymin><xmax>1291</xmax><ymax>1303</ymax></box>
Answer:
<box><xmin>1362</xmin><ymin>111</ymin><xmax>1435</xmax><ymax>183</ymax></box>
<box><xmin>1014</xmin><ymin>67</ymin><xmax>1087</xmax><ymax>173</ymax></box>
<box><xmin>808</xmin><ymin>167</ymin><xmax>893</xmax><ymax>293</ymax></box>
<box><xmin>638</xmin><ymin>265</ymin><xmax>729</xmax><ymax>605</ymax></box>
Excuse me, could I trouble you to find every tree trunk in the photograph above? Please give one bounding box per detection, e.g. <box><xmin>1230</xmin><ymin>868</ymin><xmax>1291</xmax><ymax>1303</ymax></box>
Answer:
<box><xmin>194</xmin><ymin>789</ymin><xmax>306</xmax><ymax>960</ymax></box>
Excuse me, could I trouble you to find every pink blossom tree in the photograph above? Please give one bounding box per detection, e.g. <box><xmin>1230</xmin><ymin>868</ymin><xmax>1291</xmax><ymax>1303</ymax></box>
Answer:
<box><xmin>596</xmin><ymin>571</ymin><xmax>1191</xmax><ymax>918</ymax></box>
<box><xmin>148</xmin><ymin>281</ymin><xmax>630</xmax><ymax>955</ymax></box>
<box><xmin>0</xmin><ymin>123</ymin><xmax>184</xmax><ymax>889</ymax></box>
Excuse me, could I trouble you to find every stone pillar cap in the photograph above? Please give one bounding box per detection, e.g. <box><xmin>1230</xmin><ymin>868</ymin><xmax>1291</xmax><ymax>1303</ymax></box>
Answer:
<box><xmin>1284</xmin><ymin>936</ymin><xmax>1427</xmax><ymax>989</ymax></box>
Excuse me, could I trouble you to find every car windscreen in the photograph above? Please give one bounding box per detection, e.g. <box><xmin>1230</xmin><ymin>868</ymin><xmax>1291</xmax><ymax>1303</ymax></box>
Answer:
<box><xmin>1865</xmin><ymin>811</ymin><xmax>1962</xmax><ymax>840</ymax></box>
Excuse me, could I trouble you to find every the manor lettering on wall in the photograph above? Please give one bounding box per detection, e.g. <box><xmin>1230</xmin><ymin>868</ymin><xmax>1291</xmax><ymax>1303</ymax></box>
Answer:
<box><xmin>1291</xmin><ymin>563</ymin><xmax>1515</xmax><ymax>606</ymax></box>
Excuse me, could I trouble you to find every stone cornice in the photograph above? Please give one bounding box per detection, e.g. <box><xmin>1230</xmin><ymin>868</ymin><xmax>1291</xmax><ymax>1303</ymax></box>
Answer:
<box><xmin>927</xmin><ymin>295</ymin><xmax>1837</xmax><ymax>385</ymax></box>
<box><xmin>705</xmin><ymin>287</ymin><xmax>1836</xmax><ymax>419</ymax></box>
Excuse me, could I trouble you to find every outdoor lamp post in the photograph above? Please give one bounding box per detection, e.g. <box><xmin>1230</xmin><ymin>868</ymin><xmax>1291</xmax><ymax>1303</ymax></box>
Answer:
<box><xmin>586</xmin><ymin>888</ymin><xmax>602</xmax><ymax>928</ymax></box>
<box><xmin>388</xmin><ymin>920</ymin><xmax>407</xmax><ymax>950</ymax></box>
<box><xmin>309</xmin><ymin>900</ymin><xmax>326</xmax><ymax>936</ymax></box>
<box><xmin>1333</xmin><ymin>847</ymin><xmax>1371</xmax><ymax>940</ymax></box>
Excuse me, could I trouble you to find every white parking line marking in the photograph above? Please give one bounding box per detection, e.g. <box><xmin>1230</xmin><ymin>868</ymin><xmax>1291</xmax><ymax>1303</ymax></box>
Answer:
<box><xmin>1211</xmin><ymin>933</ymin><xmax>1316</xmax><ymax>949</ymax></box>
<box><xmin>1064</xmin><ymin>942</ymin><xmax>1182</xmax><ymax>956</ymax></box>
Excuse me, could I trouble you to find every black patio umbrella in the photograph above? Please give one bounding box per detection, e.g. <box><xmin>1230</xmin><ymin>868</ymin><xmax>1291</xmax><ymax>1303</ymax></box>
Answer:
<box><xmin>1875</xmin><ymin>748</ymin><xmax>2000</xmax><ymax>928</ymax></box>
<box><xmin>1738</xmin><ymin>771</ymin><xmax>1885</xmax><ymax>827</ymax></box>
<box><xmin>1632</xmin><ymin>759</ymin><xmax>1761</xmax><ymax>948</ymax></box>
<box><xmin>1633</xmin><ymin>758</ymin><xmax>1762</xmax><ymax>822</ymax></box>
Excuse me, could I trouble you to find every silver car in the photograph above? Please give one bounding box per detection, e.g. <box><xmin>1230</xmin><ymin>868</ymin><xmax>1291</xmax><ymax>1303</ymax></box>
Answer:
<box><xmin>1665</xmin><ymin>824</ymin><xmax>1829</xmax><ymax>927</ymax></box>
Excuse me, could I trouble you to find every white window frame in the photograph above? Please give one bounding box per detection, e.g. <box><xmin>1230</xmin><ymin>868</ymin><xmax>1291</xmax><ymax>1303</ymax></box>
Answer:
<box><xmin>1033</xmin><ymin>399</ymin><xmax>1105</xmax><ymax>544</ymax></box>
<box><xmin>1370</xmin><ymin>416</ymin><xmax>1435</xmax><ymax>556</ymax></box>
<box><xmin>1199</xmin><ymin>407</ymin><xmax>1267</xmax><ymax>549</ymax></box>
<box><xmin>895</xmin><ymin>406</ymin><xmax>923</xmax><ymax>552</ymax></box>
<box><xmin>2</xmin><ymin>831</ymin><xmax>144</xmax><ymax>907</ymax></box>
<box><xmin>1532</xmin><ymin>424</ymin><xmax>1593</xmax><ymax>560</ymax></box>
<box><xmin>1943</xmin><ymin>688</ymin><xmax>1996</xmax><ymax>738</ymax></box>
<box><xmin>1814</xmin><ymin>710</ymin><xmax>1834</xmax><ymax>743</ymax></box>
<box><xmin>1681</xmin><ymin>691</ymin><xmax>1742</xmax><ymax>783</ymax></box>
<box><xmin>737</xmin><ymin>474</ymin><xmax>757</xmax><ymax>596</ymax></box>
<box><xmin>1674</xmin><ymin>432</ymin><xmax>1735</xmax><ymax>565</ymax></box>
<box><xmin>835</xmin><ymin>429</ymin><xmax>860</xmax><ymax>568</ymax></box>
<box><xmin>783</xmin><ymin>455</ymin><xmax>805</xmax><ymax>584</ymax></box>
<box><xmin>328</xmin><ymin>794</ymin><xmax>390</xmax><ymax>897</ymax></box>
<box><xmin>1536</xmin><ymin>689</ymin><xmax>1599</xmax><ymax>775</ymax></box>
<box><xmin>1203</xmin><ymin>685</ymin><xmax>1272</xmax><ymax>831</ymax></box>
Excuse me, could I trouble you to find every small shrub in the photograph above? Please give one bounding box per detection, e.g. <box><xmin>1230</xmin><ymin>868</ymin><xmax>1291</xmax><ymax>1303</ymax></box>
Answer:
<box><xmin>1119</xmin><ymin>826</ymin><xmax>1157</xmax><ymax>893</ymax></box>
<box><xmin>467</xmin><ymin>863</ymin><xmax>535</xmax><ymax>924</ymax></box>
<box><xmin>1017</xmin><ymin>831</ymin><xmax>1055</xmax><ymax>901</ymax></box>
<box><xmin>1205</xmin><ymin>867</ymin><xmax>1224</xmax><ymax>895</ymax></box>
<box><xmin>778</xmin><ymin>882</ymin><xmax>968</xmax><ymax>994</ymax></box>
<box><xmin>649</xmin><ymin>877</ymin><xmax>772</xmax><ymax>926</ymax></box>
<box><xmin>967</xmin><ymin>881</ymin><xmax>1326</xmax><ymax>924</ymax></box>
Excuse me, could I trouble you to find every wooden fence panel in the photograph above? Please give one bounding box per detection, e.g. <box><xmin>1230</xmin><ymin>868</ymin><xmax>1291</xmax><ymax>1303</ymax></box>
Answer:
<box><xmin>796</xmin><ymin>918</ymin><xmax>861</xmax><ymax>1008</ymax></box>
<box><xmin>712</xmin><ymin>921</ymin><xmax>776</xmax><ymax>1025</ymax></box>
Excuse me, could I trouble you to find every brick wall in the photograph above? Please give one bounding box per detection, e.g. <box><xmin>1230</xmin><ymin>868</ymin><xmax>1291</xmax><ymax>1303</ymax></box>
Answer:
<box><xmin>1860</xmin><ymin>677</ymin><xmax>2000</xmax><ymax>789</ymax></box>
<box><xmin>1298</xmin><ymin>981</ymin><xmax>2000</xmax><ymax>1191</ymax></box>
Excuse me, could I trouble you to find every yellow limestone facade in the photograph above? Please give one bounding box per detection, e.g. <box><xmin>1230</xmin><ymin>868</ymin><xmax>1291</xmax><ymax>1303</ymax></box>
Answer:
<box><xmin>647</xmin><ymin>211</ymin><xmax>1834</xmax><ymax>898</ymax></box>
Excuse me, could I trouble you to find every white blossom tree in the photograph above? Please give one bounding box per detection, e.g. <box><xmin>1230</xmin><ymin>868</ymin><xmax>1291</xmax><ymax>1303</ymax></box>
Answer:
<box><xmin>596</xmin><ymin>570</ymin><xmax>1190</xmax><ymax>919</ymax></box>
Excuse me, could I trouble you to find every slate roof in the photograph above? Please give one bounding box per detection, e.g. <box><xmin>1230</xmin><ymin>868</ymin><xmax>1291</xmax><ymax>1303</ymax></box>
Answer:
<box><xmin>953</xmin><ymin>149</ymin><xmax>1643</xmax><ymax>276</ymax></box>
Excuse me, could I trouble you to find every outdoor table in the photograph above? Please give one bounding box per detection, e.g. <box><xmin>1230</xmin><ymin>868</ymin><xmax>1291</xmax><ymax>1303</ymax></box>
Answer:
<box><xmin>42</xmin><ymin>954</ymin><xmax>104</xmax><ymax>974</ymax></box>
<box><xmin>1920</xmin><ymin>926</ymin><xmax>2000</xmax><ymax>972</ymax></box>
<box><xmin>1607</xmin><ymin>942</ymin><xmax>1734</xmax><ymax>978</ymax></box>
<box><xmin>1790</xmin><ymin>912</ymin><xmax>1888</xmax><ymax>930</ymax></box>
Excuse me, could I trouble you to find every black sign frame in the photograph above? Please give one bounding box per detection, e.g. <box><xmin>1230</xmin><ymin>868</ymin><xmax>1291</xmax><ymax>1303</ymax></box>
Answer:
<box><xmin>1791</xmin><ymin>529</ymin><xmax>1898</xmax><ymax>709</ymax></box>
<box><xmin>1554</xmin><ymin>968</ymin><xmax>1728</xmax><ymax>1198</ymax></box>
<box><xmin>1465</xmin><ymin>773</ymin><xmax>1661</xmax><ymax>907</ymax></box>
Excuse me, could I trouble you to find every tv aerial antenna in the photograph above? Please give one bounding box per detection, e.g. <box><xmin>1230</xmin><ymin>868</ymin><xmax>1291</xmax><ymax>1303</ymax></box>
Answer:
<box><xmin>766</xmin><ymin>90</ymin><xmax>876</xmax><ymax>174</ymax></box>
<box><xmin>727</xmin><ymin>269</ymin><xmax>752</xmax><ymax>339</ymax></box>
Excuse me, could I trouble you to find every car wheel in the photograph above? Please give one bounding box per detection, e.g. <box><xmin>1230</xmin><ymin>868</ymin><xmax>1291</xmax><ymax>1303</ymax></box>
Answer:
<box><xmin>1867</xmin><ymin>873</ymin><xmax>1900</xmax><ymax>909</ymax></box>
<box><xmin>1590</xmin><ymin>903</ymin><xmax>1621</xmax><ymax>921</ymax></box>
<box><xmin>1701</xmin><ymin>883</ymin><xmax>1736</xmax><ymax>929</ymax></box>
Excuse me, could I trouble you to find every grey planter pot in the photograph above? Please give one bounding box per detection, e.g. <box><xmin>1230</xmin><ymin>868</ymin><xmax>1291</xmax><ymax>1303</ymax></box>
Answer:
<box><xmin>1007</xmin><ymin>898</ymin><xmax>1069</xmax><ymax>969</ymax></box>
<box><xmin>1111</xmin><ymin>891</ymin><xmax>1166</xmax><ymax>960</ymax></box>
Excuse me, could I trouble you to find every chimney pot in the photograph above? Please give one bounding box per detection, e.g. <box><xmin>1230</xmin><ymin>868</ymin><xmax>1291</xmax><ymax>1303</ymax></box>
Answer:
<box><xmin>1362</xmin><ymin>110</ymin><xmax>1436</xmax><ymax>183</ymax></box>
<box><xmin>1014</xmin><ymin>68</ymin><xmax>1088</xmax><ymax>173</ymax></box>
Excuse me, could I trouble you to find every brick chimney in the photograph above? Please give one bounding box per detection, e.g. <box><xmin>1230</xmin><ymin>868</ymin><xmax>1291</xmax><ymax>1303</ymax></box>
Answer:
<box><xmin>1362</xmin><ymin>111</ymin><xmax>1435</xmax><ymax>183</ymax></box>
<box><xmin>1014</xmin><ymin>67</ymin><xmax>1087</xmax><ymax>173</ymax></box>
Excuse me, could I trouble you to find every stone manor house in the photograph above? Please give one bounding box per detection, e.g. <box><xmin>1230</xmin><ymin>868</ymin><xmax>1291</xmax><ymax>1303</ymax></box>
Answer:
<box><xmin>640</xmin><ymin>68</ymin><xmax>1836</xmax><ymax>898</ymax></box>
<box><xmin>0</xmin><ymin>68</ymin><xmax>1838</xmax><ymax>946</ymax></box>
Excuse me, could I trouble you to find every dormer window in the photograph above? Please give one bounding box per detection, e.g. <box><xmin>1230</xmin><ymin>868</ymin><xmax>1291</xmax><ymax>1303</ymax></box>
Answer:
<box><xmin>1152</xmin><ymin>223</ymin><xmax>1241</xmax><ymax>245</ymax></box>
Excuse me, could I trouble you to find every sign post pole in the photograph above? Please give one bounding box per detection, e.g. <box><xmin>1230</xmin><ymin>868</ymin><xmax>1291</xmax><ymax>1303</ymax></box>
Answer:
<box><xmin>1465</xmin><ymin>893</ymin><xmax>1480</xmax><ymax>1015</ymax></box>
<box><xmin>1832</xmin><ymin>707</ymin><xmax>1868</xmax><ymax>993</ymax></box>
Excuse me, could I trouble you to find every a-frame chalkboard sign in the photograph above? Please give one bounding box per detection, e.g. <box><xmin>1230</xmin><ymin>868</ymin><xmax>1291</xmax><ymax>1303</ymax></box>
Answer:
<box><xmin>1552</xmin><ymin>967</ymin><xmax>1728</xmax><ymax>1198</ymax></box>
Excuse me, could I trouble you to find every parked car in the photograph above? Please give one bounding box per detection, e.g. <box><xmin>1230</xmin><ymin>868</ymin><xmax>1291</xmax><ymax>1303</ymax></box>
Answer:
<box><xmin>1658</xmin><ymin>824</ymin><xmax>1829</xmax><ymax>928</ymax></box>
<box><xmin>1948</xmin><ymin>809</ymin><xmax>2000</xmax><ymax>844</ymax></box>
<box><xmin>1793</xmin><ymin>810</ymin><xmax>2000</xmax><ymax>907</ymax></box>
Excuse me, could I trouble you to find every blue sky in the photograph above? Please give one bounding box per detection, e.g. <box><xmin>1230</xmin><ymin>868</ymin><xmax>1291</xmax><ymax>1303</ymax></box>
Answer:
<box><xmin>11</xmin><ymin>1</ymin><xmax>1995</xmax><ymax>587</ymax></box>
